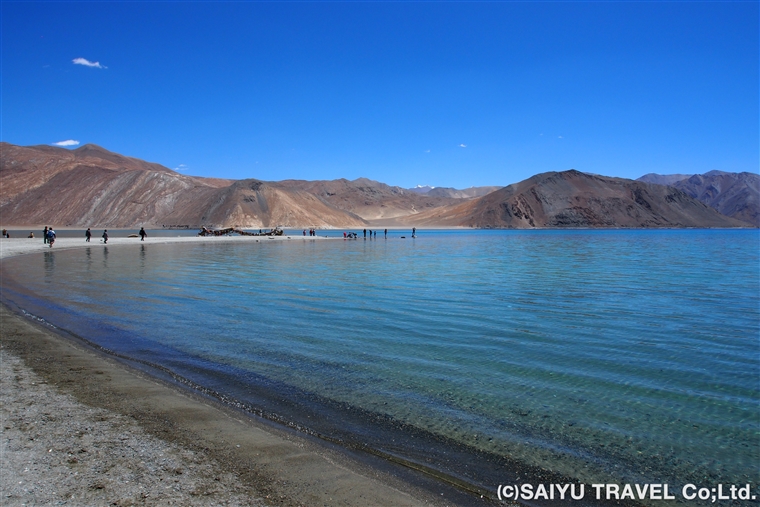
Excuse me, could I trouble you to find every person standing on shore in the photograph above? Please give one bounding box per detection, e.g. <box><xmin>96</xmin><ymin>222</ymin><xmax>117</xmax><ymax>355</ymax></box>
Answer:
<box><xmin>384</xmin><ymin>229</ymin><xmax>387</xmax><ymax>239</ymax></box>
<box><xmin>86</xmin><ymin>228</ymin><xmax>92</xmax><ymax>242</ymax></box>
<box><xmin>102</xmin><ymin>229</ymin><xmax>108</xmax><ymax>244</ymax></box>
<box><xmin>47</xmin><ymin>227</ymin><xmax>56</xmax><ymax>247</ymax></box>
<box><xmin>139</xmin><ymin>227</ymin><xmax>147</xmax><ymax>241</ymax></box>
<box><xmin>43</xmin><ymin>226</ymin><xmax>48</xmax><ymax>244</ymax></box>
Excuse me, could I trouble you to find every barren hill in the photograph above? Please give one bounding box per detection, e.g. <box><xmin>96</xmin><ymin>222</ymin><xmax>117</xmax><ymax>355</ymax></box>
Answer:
<box><xmin>0</xmin><ymin>143</ymin><xmax>365</xmax><ymax>228</ymax></box>
<box><xmin>2</xmin><ymin>143</ymin><xmax>753</xmax><ymax>229</ymax></box>
<box><xmin>273</xmin><ymin>178</ymin><xmax>460</xmax><ymax>220</ymax></box>
<box><xmin>672</xmin><ymin>171</ymin><xmax>759</xmax><ymax>226</ymax></box>
<box><xmin>409</xmin><ymin>170</ymin><xmax>749</xmax><ymax>228</ymax></box>
<box><xmin>637</xmin><ymin>173</ymin><xmax>693</xmax><ymax>186</ymax></box>
<box><xmin>637</xmin><ymin>170</ymin><xmax>760</xmax><ymax>226</ymax></box>
<box><xmin>189</xmin><ymin>179</ymin><xmax>367</xmax><ymax>229</ymax></box>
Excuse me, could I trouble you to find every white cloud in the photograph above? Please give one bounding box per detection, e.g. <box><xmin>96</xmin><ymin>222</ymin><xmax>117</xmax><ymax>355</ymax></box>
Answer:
<box><xmin>459</xmin><ymin>144</ymin><xmax>467</xmax><ymax>148</ymax></box>
<box><xmin>73</xmin><ymin>57</ymin><xmax>106</xmax><ymax>69</ymax></box>
<box><xmin>53</xmin><ymin>140</ymin><xmax>80</xmax><ymax>147</ymax></box>
<box><xmin>174</xmin><ymin>164</ymin><xmax>188</xmax><ymax>172</ymax></box>
<box><xmin>558</xmin><ymin>135</ymin><xmax>563</xmax><ymax>139</ymax></box>
<box><xmin>425</xmin><ymin>149</ymin><xmax>431</xmax><ymax>153</ymax></box>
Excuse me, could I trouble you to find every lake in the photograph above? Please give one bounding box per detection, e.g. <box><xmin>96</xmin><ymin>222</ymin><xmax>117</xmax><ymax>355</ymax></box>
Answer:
<box><xmin>2</xmin><ymin>229</ymin><xmax>758</xmax><ymax>501</ymax></box>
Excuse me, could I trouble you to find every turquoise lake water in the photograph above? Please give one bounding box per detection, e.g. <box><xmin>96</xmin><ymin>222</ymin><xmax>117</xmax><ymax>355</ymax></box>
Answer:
<box><xmin>2</xmin><ymin>229</ymin><xmax>758</xmax><ymax>499</ymax></box>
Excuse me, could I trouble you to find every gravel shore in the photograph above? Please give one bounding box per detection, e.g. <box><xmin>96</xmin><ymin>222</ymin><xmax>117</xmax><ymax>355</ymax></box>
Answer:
<box><xmin>1</xmin><ymin>349</ymin><xmax>261</xmax><ymax>507</ymax></box>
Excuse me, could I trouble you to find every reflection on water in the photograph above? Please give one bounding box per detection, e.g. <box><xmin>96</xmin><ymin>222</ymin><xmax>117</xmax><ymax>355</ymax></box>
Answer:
<box><xmin>2</xmin><ymin>230</ymin><xmax>758</xmax><ymax>498</ymax></box>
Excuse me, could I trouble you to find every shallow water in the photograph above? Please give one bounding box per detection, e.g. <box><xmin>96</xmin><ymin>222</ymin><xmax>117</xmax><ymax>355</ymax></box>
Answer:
<box><xmin>2</xmin><ymin>230</ymin><xmax>758</xmax><ymax>498</ymax></box>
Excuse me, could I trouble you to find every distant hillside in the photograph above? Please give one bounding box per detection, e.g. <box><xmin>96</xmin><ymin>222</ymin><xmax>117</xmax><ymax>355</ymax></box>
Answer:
<box><xmin>408</xmin><ymin>185</ymin><xmax>435</xmax><ymax>194</ymax></box>
<box><xmin>428</xmin><ymin>186</ymin><xmax>501</xmax><ymax>198</ymax></box>
<box><xmin>637</xmin><ymin>173</ymin><xmax>693</xmax><ymax>186</ymax></box>
<box><xmin>273</xmin><ymin>178</ymin><xmax>460</xmax><ymax>220</ymax></box>
<box><xmin>407</xmin><ymin>185</ymin><xmax>501</xmax><ymax>199</ymax></box>
<box><xmin>409</xmin><ymin>170</ymin><xmax>750</xmax><ymax>228</ymax></box>
<box><xmin>0</xmin><ymin>143</ymin><xmax>366</xmax><ymax>228</ymax></box>
<box><xmin>638</xmin><ymin>170</ymin><xmax>759</xmax><ymax>226</ymax></box>
<box><xmin>669</xmin><ymin>171</ymin><xmax>759</xmax><ymax>226</ymax></box>
<box><xmin>193</xmin><ymin>178</ymin><xmax>367</xmax><ymax>228</ymax></box>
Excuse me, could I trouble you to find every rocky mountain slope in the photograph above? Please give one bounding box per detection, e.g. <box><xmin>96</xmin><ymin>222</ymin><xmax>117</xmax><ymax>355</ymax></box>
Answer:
<box><xmin>637</xmin><ymin>173</ymin><xmax>693</xmax><ymax>186</ymax></box>
<box><xmin>409</xmin><ymin>170</ymin><xmax>749</xmax><ymax>228</ymax></box>
<box><xmin>272</xmin><ymin>178</ymin><xmax>461</xmax><ymax>220</ymax></box>
<box><xmin>0</xmin><ymin>143</ymin><xmax>365</xmax><ymax>228</ymax></box>
<box><xmin>637</xmin><ymin>170</ymin><xmax>759</xmax><ymax>226</ymax></box>
<box><xmin>673</xmin><ymin>171</ymin><xmax>758</xmax><ymax>226</ymax></box>
<box><xmin>1</xmin><ymin>143</ymin><xmax>753</xmax><ymax>229</ymax></box>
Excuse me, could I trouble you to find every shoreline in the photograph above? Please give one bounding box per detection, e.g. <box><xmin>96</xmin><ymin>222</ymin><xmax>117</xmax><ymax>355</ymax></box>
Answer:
<box><xmin>0</xmin><ymin>233</ymin><xmax>335</xmax><ymax>259</ymax></box>
<box><xmin>0</xmin><ymin>235</ymin><xmax>482</xmax><ymax>507</ymax></box>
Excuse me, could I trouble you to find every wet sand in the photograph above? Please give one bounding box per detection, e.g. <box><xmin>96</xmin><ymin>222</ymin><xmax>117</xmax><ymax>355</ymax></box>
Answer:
<box><xmin>0</xmin><ymin>235</ymin><xmax>481</xmax><ymax>507</ymax></box>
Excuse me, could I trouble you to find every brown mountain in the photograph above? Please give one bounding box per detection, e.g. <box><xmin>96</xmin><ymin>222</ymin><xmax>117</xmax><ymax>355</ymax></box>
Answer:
<box><xmin>637</xmin><ymin>170</ymin><xmax>760</xmax><ymax>226</ymax></box>
<box><xmin>0</xmin><ymin>143</ymin><xmax>365</xmax><ymax>228</ymax></box>
<box><xmin>187</xmin><ymin>178</ymin><xmax>367</xmax><ymax>229</ymax></box>
<box><xmin>2</xmin><ymin>143</ymin><xmax>752</xmax><ymax>229</ymax></box>
<box><xmin>670</xmin><ymin>171</ymin><xmax>759</xmax><ymax>226</ymax></box>
<box><xmin>637</xmin><ymin>173</ymin><xmax>693</xmax><ymax>186</ymax></box>
<box><xmin>272</xmin><ymin>177</ymin><xmax>460</xmax><ymax>220</ymax></box>
<box><xmin>408</xmin><ymin>170</ymin><xmax>750</xmax><ymax>228</ymax></box>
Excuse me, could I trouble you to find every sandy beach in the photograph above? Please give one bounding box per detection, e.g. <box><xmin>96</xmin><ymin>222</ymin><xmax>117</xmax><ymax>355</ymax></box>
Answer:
<box><xmin>0</xmin><ymin>235</ymin><xmax>478</xmax><ymax>507</ymax></box>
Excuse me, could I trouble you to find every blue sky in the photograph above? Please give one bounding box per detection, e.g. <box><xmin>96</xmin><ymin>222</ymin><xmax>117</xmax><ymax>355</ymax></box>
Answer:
<box><xmin>2</xmin><ymin>1</ymin><xmax>757</xmax><ymax>188</ymax></box>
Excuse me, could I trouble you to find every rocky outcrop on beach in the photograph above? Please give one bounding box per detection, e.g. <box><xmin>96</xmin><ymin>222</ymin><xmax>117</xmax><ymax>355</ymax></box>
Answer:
<box><xmin>0</xmin><ymin>143</ymin><xmax>366</xmax><ymax>228</ymax></box>
<box><xmin>408</xmin><ymin>170</ymin><xmax>750</xmax><ymax>228</ymax></box>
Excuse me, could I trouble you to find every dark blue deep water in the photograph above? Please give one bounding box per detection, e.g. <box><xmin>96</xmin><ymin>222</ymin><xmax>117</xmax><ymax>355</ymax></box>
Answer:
<box><xmin>3</xmin><ymin>229</ymin><xmax>758</xmax><ymax>496</ymax></box>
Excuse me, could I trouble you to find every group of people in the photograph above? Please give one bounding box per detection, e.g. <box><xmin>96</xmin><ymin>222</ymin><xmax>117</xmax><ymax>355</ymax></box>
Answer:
<box><xmin>42</xmin><ymin>226</ymin><xmax>55</xmax><ymax>246</ymax></box>
<box><xmin>84</xmin><ymin>228</ymin><xmax>108</xmax><ymax>243</ymax></box>
<box><xmin>343</xmin><ymin>228</ymin><xmax>397</xmax><ymax>239</ymax></box>
<box><xmin>82</xmin><ymin>227</ymin><xmax>109</xmax><ymax>244</ymax></box>
<box><xmin>35</xmin><ymin>226</ymin><xmax>148</xmax><ymax>247</ymax></box>
<box><xmin>303</xmin><ymin>228</ymin><xmax>318</xmax><ymax>236</ymax></box>
<box><xmin>342</xmin><ymin>228</ymin><xmax>418</xmax><ymax>239</ymax></box>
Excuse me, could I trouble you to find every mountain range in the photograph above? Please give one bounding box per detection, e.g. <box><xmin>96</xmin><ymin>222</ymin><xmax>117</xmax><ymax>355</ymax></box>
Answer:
<box><xmin>639</xmin><ymin>171</ymin><xmax>759</xmax><ymax>226</ymax></box>
<box><xmin>0</xmin><ymin>142</ymin><xmax>755</xmax><ymax>229</ymax></box>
